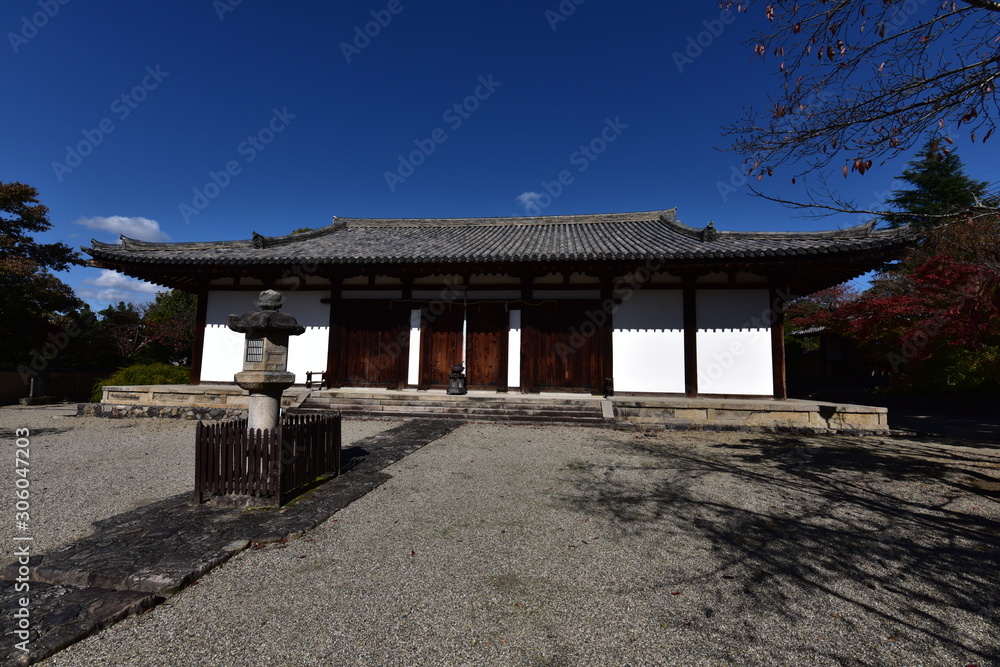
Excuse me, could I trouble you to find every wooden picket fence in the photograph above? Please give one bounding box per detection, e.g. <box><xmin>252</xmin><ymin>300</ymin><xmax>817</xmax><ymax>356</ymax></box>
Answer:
<box><xmin>194</xmin><ymin>413</ymin><xmax>341</xmax><ymax>506</ymax></box>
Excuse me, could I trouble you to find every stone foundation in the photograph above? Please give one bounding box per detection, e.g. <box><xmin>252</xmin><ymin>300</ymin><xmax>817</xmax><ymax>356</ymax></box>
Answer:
<box><xmin>614</xmin><ymin>397</ymin><xmax>889</xmax><ymax>434</ymax></box>
<box><xmin>78</xmin><ymin>403</ymin><xmax>247</xmax><ymax>421</ymax></box>
<box><xmin>89</xmin><ymin>385</ymin><xmax>891</xmax><ymax>433</ymax></box>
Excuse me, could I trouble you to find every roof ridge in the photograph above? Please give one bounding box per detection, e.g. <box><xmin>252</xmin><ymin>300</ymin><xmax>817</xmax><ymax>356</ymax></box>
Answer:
<box><xmin>660</xmin><ymin>217</ymin><xmax>913</xmax><ymax>241</ymax></box>
<box><xmin>337</xmin><ymin>208</ymin><xmax>678</xmax><ymax>228</ymax></box>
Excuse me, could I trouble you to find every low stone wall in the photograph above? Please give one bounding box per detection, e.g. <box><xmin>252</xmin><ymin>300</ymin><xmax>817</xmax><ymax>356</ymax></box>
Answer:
<box><xmin>99</xmin><ymin>384</ymin><xmax>308</xmax><ymax>409</ymax></box>
<box><xmin>79</xmin><ymin>403</ymin><xmax>248</xmax><ymax>421</ymax></box>
<box><xmin>614</xmin><ymin>398</ymin><xmax>889</xmax><ymax>434</ymax></box>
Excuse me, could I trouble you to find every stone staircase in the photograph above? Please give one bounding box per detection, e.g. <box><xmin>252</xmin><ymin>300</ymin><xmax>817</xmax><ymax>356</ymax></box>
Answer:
<box><xmin>292</xmin><ymin>390</ymin><xmax>616</xmax><ymax>427</ymax></box>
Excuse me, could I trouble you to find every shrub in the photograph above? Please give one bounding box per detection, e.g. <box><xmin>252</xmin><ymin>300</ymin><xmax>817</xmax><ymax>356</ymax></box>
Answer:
<box><xmin>90</xmin><ymin>363</ymin><xmax>190</xmax><ymax>402</ymax></box>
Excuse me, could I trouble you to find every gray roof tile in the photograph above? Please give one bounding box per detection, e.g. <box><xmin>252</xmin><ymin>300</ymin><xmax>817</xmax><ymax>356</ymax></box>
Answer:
<box><xmin>83</xmin><ymin>209</ymin><xmax>912</xmax><ymax>268</ymax></box>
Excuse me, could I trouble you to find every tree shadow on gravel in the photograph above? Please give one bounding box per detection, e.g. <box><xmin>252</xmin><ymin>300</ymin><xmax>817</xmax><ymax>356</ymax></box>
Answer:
<box><xmin>564</xmin><ymin>431</ymin><xmax>1000</xmax><ymax>664</ymax></box>
<box><xmin>339</xmin><ymin>445</ymin><xmax>371</xmax><ymax>474</ymax></box>
<box><xmin>8</xmin><ymin>426</ymin><xmax>73</xmax><ymax>437</ymax></box>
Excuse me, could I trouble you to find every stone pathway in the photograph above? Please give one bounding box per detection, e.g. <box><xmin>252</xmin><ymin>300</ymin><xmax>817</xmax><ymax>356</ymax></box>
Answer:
<box><xmin>1</xmin><ymin>419</ymin><xmax>460</xmax><ymax>666</ymax></box>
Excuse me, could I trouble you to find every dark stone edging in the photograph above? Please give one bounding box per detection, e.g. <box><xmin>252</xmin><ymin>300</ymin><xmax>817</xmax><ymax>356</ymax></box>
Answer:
<box><xmin>0</xmin><ymin>582</ymin><xmax>157</xmax><ymax>666</ymax></box>
<box><xmin>0</xmin><ymin>419</ymin><xmax>462</xmax><ymax>665</ymax></box>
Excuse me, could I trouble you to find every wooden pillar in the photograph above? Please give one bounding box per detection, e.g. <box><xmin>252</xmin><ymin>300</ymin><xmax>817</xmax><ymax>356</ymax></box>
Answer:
<box><xmin>519</xmin><ymin>275</ymin><xmax>535</xmax><ymax>393</ymax></box>
<box><xmin>189</xmin><ymin>290</ymin><xmax>208</xmax><ymax>385</ymax></box>
<box><xmin>770</xmin><ymin>286</ymin><xmax>787</xmax><ymax>400</ymax></box>
<box><xmin>599</xmin><ymin>277</ymin><xmax>615</xmax><ymax>395</ymax></box>
<box><xmin>393</xmin><ymin>304</ymin><xmax>409</xmax><ymax>390</ymax></box>
<box><xmin>323</xmin><ymin>283</ymin><xmax>342</xmax><ymax>389</ymax></box>
<box><xmin>682</xmin><ymin>278</ymin><xmax>698</xmax><ymax>398</ymax></box>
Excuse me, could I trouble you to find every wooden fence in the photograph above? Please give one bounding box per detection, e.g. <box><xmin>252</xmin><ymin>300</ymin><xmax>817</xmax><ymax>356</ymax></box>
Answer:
<box><xmin>195</xmin><ymin>413</ymin><xmax>341</xmax><ymax>506</ymax></box>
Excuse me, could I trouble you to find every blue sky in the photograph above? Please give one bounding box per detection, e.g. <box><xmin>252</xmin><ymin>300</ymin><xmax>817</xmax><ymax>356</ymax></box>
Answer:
<box><xmin>3</xmin><ymin>0</ymin><xmax>997</xmax><ymax>309</ymax></box>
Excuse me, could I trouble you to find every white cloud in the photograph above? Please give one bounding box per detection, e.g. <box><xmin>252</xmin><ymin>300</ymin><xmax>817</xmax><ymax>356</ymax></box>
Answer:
<box><xmin>77</xmin><ymin>287</ymin><xmax>144</xmax><ymax>304</ymax></box>
<box><xmin>81</xmin><ymin>270</ymin><xmax>161</xmax><ymax>303</ymax></box>
<box><xmin>75</xmin><ymin>215</ymin><xmax>170</xmax><ymax>242</ymax></box>
<box><xmin>515</xmin><ymin>191</ymin><xmax>544</xmax><ymax>214</ymax></box>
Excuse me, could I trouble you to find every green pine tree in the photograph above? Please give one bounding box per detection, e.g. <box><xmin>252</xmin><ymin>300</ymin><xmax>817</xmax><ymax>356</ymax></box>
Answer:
<box><xmin>882</xmin><ymin>136</ymin><xmax>989</xmax><ymax>231</ymax></box>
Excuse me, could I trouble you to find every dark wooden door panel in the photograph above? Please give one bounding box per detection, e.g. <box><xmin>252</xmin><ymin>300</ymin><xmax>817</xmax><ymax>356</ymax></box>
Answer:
<box><xmin>419</xmin><ymin>304</ymin><xmax>463</xmax><ymax>387</ymax></box>
<box><xmin>522</xmin><ymin>304</ymin><xmax>605</xmax><ymax>392</ymax></box>
<box><xmin>467</xmin><ymin>303</ymin><xmax>508</xmax><ymax>389</ymax></box>
<box><xmin>334</xmin><ymin>303</ymin><xmax>408</xmax><ymax>388</ymax></box>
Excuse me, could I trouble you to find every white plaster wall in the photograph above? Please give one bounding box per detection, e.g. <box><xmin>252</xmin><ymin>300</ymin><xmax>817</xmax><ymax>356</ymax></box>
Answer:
<box><xmin>612</xmin><ymin>290</ymin><xmax>685</xmax><ymax>393</ymax></box>
<box><xmin>282</xmin><ymin>291</ymin><xmax>330</xmax><ymax>383</ymax></box>
<box><xmin>200</xmin><ymin>291</ymin><xmax>329</xmax><ymax>384</ymax></box>
<box><xmin>695</xmin><ymin>289</ymin><xmax>773</xmax><ymax>396</ymax></box>
<box><xmin>201</xmin><ymin>292</ymin><xmax>255</xmax><ymax>383</ymax></box>
<box><xmin>507</xmin><ymin>310</ymin><xmax>521</xmax><ymax>389</ymax></box>
<box><xmin>407</xmin><ymin>309</ymin><xmax>422</xmax><ymax>386</ymax></box>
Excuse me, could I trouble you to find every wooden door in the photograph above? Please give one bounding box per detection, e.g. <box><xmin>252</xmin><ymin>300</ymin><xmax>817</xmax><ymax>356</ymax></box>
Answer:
<box><xmin>521</xmin><ymin>304</ymin><xmax>607</xmax><ymax>393</ymax></box>
<box><xmin>419</xmin><ymin>303</ymin><xmax>463</xmax><ymax>388</ymax></box>
<box><xmin>466</xmin><ymin>302</ymin><xmax>508</xmax><ymax>390</ymax></box>
<box><xmin>330</xmin><ymin>302</ymin><xmax>408</xmax><ymax>388</ymax></box>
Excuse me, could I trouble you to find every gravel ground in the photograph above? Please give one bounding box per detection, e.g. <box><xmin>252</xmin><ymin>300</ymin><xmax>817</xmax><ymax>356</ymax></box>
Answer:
<box><xmin>0</xmin><ymin>407</ymin><xmax>403</xmax><ymax>556</ymax></box>
<box><xmin>23</xmin><ymin>418</ymin><xmax>999</xmax><ymax>666</ymax></box>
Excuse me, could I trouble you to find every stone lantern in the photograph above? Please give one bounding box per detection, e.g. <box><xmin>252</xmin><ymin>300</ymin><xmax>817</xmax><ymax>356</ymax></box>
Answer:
<box><xmin>447</xmin><ymin>362</ymin><xmax>467</xmax><ymax>395</ymax></box>
<box><xmin>226</xmin><ymin>290</ymin><xmax>305</xmax><ymax>431</ymax></box>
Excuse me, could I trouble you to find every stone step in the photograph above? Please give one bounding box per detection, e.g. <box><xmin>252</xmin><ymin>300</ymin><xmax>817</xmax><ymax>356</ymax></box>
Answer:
<box><xmin>301</xmin><ymin>400</ymin><xmax>602</xmax><ymax>417</ymax></box>
<box><xmin>314</xmin><ymin>392</ymin><xmax>600</xmax><ymax>406</ymax></box>
<box><xmin>295</xmin><ymin>407</ymin><xmax>612</xmax><ymax>427</ymax></box>
<box><xmin>302</xmin><ymin>406</ymin><xmax>605</xmax><ymax>421</ymax></box>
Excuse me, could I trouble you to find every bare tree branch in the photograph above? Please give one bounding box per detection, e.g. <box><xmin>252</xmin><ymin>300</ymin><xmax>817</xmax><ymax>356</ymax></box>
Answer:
<box><xmin>724</xmin><ymin>0</ymin><xmax>1000</xmax><ymax>220</ymax></box>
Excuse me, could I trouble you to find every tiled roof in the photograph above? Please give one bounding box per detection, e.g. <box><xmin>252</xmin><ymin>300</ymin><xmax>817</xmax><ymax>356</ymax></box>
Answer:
<box><xmin>84</xmin><ymin>209</ymin><xmax>911</xmax><ymax>267</ymax></box>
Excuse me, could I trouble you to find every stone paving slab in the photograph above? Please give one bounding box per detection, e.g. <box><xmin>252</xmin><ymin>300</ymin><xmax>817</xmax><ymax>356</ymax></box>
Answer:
<box><xmin>0</xmin><ymin>419</ymin><xmax>460</xmax><ymax>665</ymax></box>
<box><xmin>0</xmin><ymin>581</ymin><xmax>156</xmax><ymax>666</ymax></box>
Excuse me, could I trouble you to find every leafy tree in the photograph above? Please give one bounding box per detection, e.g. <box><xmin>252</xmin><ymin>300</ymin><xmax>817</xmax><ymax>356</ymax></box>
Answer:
<box><xmin>0</xmin><ymin>181</ymin><xmax>82</xmax><ymax>367</ymax></box>
<box><xmin>724</xmin><ymin>1</ymin><xmax>999</xmax><ymax>221</ymax></box>
<box><xmin>88</xmin><ymin>290</ymin><xmax>197</xmax><ymax>366</ymax></box>
<box><xmin>840</xmin><ymin>254</ymin><xmax>1000</xmax><ymax>391</ymax></box>
<box><xmin>49</xmin><ymin>304</ymin><xmax>124</xmax><ymax>369</ymax></box>
<box><xmin>134</xmin><ymin>290</ymin><xmax>197</xmax><ymax>365</ymax></box>
<box><xmin>95</xmin><ymin>301</ymin><xmax>148</xmax><ymax>361</ymax></box>
<box><xmin>786</xmin><ymin>284</ymin><xmax>858</xmax><ymax>334</ymax></box>
<box><xmin>786</xmin><ymin>135</ymin><xmax>1000</xmax><ymax>392</ymax></box>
